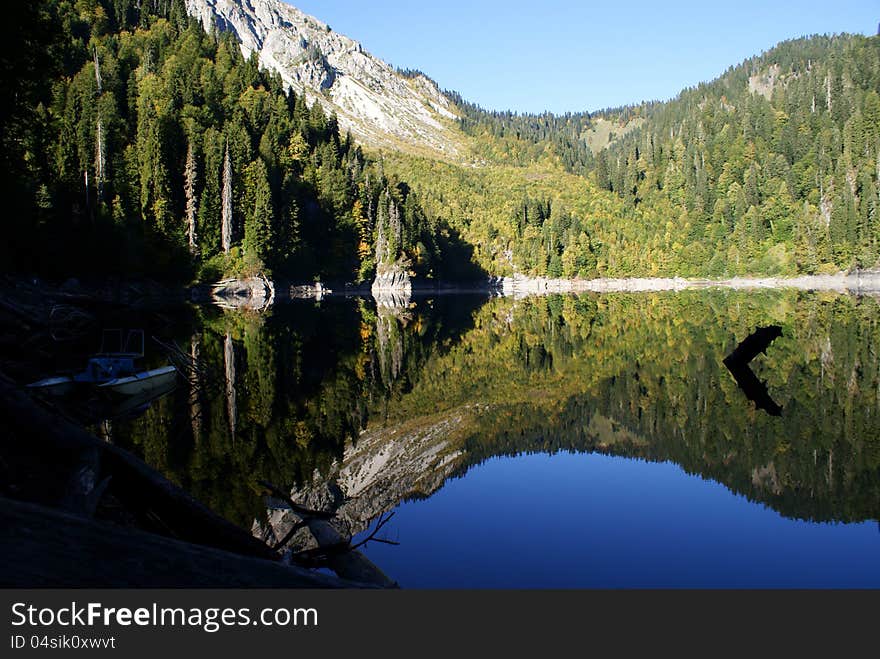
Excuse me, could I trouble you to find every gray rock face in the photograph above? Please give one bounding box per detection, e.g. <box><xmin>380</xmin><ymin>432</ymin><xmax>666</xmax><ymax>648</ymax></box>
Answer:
<box><xmin>210</xmin><ymin>276</ymin><xmax>275</xmax><ymax>309</ymax></box>
<box><xmin>372</xmin><ymin>267</ymin><xmax>411</xmax><ymax>292</ymax></box>
<box><xmin>271</xmin><ymin>407</ymin><xmax>472</xmax><ymax>543</ymax></box>
<box><xmin>184</xmin><ymin>0</ymin><xmax>460</xmax><ymax>155</ymax></box>
<box><xmin>371</xmin><ymin>263</ymin><xmax>412</xmax><ymax>308</ymax></box>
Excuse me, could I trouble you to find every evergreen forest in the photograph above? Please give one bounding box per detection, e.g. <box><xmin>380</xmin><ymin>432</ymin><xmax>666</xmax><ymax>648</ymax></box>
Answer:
<box><xmin>2</xmin><ymin>2</ymin><xmax>879</xmax><ymax>282</ymax></box>
<box><xmin>1</xmin><ymin>0</ymin><xmax>458</xmax><ymax>283</ymax></box>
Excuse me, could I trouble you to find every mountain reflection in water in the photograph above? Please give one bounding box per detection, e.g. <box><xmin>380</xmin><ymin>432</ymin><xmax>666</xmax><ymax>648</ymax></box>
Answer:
<box><xmin>112</xmin><ymin>290</ymin><xmax>880</xmax><ymax>587</ymax></box>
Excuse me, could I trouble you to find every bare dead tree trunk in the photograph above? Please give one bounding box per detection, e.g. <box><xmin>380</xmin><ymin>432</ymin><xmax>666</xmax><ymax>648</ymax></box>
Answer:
<box><xmin>189</xmin><ymin>335</ymin><xmax>202</xmax><ymax>444</ymax></box>
<box><xmin>388</xmin><ymin>193</ymin><xmax>401</xmax><ymax>261</ymax></box>
<box><xmin>374</xmin><ymin>188</ymin><xmax>389</xmax><ymax>265</ymax></box>
<box><xmin>93</xmin><ymin>47</ymin><xmax>105</xmax><ymax>203</ymax></box>
<box><xmin>98</xmin><ymin>419</ymin><xmax>112</xmax><ymax>444</ymax></box>
<box><xmin>94</xmin><ymin>46</ymin><xmax>102</xmax><ymax>94</ymax></box>
<box><xmin>83</xmin><ymin>169</ymin><xmax>90</xmax><ymax>214</ymax></box>
<box><xmin>826</xmin><ymin>73</ymin><xmax>832</xmax><ymax>114</ymax></box>
<box><xmin>185</xmin><ymin>142</ymin><xmax>198</xmax><ymax>252</ymax></box>
<box><xmin>222</xmin><ymin>140</ymin><xmax>233</xmax><ymax>254</ymax></box>
<box><xmin>95</xmin><ymin>118</ymin><xmax>106</xmax><ymax>203</ymax></box>
<box><xmin>224</xmin><ymin>331</ymin><xmax>237</xmax><ymax>440</ymax></box>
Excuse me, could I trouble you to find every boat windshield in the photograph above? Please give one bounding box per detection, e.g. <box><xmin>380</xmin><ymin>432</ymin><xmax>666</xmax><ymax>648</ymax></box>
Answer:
<box><xmin>78</xmin><ymin>356</ymin><xmax>137</xmax><ymax>382</ymax></box>
<box><xmin>97</xmin><ymin>329</ymin><xmax>145</xmax><ymax>358</ymax></box>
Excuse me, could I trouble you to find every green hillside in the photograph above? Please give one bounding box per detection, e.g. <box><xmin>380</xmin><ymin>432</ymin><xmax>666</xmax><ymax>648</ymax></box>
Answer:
<box><xmin>421</xmin><ymin>34</ymin><xmax>880</xmax><ymax>278</ymax></box>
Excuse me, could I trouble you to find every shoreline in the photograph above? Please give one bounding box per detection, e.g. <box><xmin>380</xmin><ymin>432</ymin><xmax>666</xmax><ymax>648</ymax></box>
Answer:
<box><xmin>5</xmin><ymin>271</ymin><xmax>879</xmax><ymax>317</ymax></box>
<box><xmin>492</xmin><ymin>271</ymin><xmax>880</xmax><ymax>296</ymax></box>
<box><xmin>208</xmin><ymin>272</ymin><xmax>880</xmax><ymax>307</ymax></box>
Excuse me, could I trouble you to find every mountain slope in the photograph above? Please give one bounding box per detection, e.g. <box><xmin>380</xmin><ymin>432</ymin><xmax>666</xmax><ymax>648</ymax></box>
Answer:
<box><xmin>4</xmin><ymin>1</ymin><xmax>878</xmax><ymax>283</ymax></box>
<box><xmin>454</xmin><ymin>34</ymin><xmax>880</xmax><ymax>276</ymax></box>
<box><xmin>182</xmin><ymin>1</ymin><xmax>880</xmax><ymax>279</ymax></box>
<box><xmin>590</xmin><ymin>34</ymin><xmax>880</xmax><ymax>274</ymax></box>
<box><xmin>184</xmin><ymin>0</ymin><xmax>461</xmax><ymax>156</ymax></box>
<box><xmin>0</xmin><ymin>0</ymin><xmax>469</xmax><ymax>283</ymax></box>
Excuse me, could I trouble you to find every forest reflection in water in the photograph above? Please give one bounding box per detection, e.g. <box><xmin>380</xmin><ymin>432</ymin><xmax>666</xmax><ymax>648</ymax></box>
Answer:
<box><xmin>112</xmin><ymin>289</ymin><xmax>880</xmax><ymax>585</ymax></box>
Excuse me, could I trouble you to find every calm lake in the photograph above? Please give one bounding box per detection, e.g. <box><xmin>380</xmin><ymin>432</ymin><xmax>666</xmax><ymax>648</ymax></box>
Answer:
<box><xmin>111</xmin><ymin>289</ymin><xmax>880</xmax><ymax>588</ymax></box>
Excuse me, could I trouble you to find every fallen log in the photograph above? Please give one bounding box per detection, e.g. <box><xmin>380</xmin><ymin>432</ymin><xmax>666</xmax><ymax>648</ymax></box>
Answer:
<box><xmin>0</xmin><ymin>296</ymin><xmax>41</xmax><ymax>326</ymax></box>
<box><xmin>0</xmin><ymin>373</ymin><xmax>276</xmax><ymax>561</ymax></box>
<box><xmin>0</xmin><ymin>497</ymin><xmax>372</xmax><ymax>588</ymax></box>
<box><xmin>1</xmin><ymin>373</ymin><xmax>398</xmax><ymax>588</ymax></box>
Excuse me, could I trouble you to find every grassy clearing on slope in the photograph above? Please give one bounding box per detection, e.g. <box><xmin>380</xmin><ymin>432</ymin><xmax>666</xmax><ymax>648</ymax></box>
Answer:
<box><xmin>583</xmin><ymin>116</ymin><xmax>645</xmax><ymax>154</ymax></box>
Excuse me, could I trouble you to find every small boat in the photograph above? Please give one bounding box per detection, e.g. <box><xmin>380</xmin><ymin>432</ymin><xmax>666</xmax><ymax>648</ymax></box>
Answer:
<box><xmin>97</xmin><ymin>365</ymin><xmax>178</xmax><ymax>396</ymax></box>
<box><xmin>25</xmin><ymin>376</ymin><xmax>76</xmax><ymax>397</ymax></box>
<box><xmin>26</xmin><ymin>329</ymin><xmax>177</xmax><ymax>398</ymax></box>
<box><xmin>100</xmin><ymin>375</ymin><xmax>179</xmax><ymax>419</ymax></box>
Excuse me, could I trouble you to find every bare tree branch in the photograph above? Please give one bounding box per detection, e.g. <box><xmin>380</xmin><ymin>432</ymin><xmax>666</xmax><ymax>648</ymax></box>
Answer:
<box><xmin>350</xmin><ymin>512</ymin><xmax>400</xmax><ymax>551</ymax></box>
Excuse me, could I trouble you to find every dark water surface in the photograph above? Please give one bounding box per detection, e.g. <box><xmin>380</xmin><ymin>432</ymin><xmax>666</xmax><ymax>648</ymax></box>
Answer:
<box><xmin>113</xmin><ymin>290</ymin><xmax>880</xmax><ymax>588</ymax></box>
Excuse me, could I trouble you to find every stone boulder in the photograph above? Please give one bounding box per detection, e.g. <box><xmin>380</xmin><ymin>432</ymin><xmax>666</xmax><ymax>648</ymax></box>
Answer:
<box><xmin>371</xmin><ymin>263</ymin><xmax>412</xmax><ymax>308</ymax></box>
<box><xmin>210</xmin><ymin>276</ymin><xmax>275</xmax><ymax>310</ymax></box>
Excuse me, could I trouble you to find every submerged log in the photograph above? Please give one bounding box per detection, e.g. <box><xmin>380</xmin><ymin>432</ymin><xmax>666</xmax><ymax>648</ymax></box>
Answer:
<box><xmin>258</xmin><ymin>480</ymin><xmax>397</xmax><ymax>588</ymax></box>
<box><xmin>304</xmin><ymin>518</ymin><xmax>398</xmax><ymax>588</ymax></box>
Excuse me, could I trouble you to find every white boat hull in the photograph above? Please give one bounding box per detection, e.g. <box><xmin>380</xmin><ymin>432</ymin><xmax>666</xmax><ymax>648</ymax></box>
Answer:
<box><xmin>25</xmin><ymin>376</ymin><xmax>75</xmax><ymax>396</ymax></box>
<box><xmin>97</xmin><ymin>366</ymin><xmax>178</xmax><ymax>396</ymax></box>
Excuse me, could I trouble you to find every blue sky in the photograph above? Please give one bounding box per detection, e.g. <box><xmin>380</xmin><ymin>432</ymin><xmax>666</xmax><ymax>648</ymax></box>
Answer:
<box><xmin>287</xmin><ymin>0</ymin><xmax>878</xmax><ymax>114</ymax></box>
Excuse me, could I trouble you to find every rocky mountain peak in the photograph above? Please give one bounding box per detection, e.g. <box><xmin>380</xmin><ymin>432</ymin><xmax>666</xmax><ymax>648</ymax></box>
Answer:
<box><xmin>184</xmin><ymin>0</ymin><xmax>460</xmax><ymax>155</ymax></box>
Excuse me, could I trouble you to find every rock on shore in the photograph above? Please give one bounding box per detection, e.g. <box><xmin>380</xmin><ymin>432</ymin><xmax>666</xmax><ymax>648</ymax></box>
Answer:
<box><xmin>372</xmin><ymin>263</ymin><xmax>412</xmax><ymax>308</ymax></box>
<box><xmin>208</xmin><ymin>276</ymin><xmax>275</xmax><ymax>309</ymax></box>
